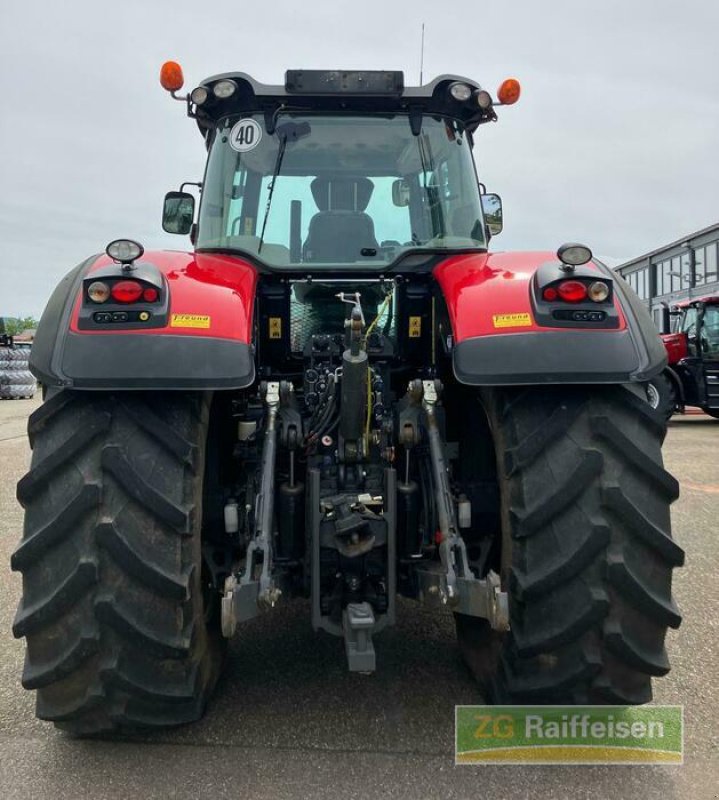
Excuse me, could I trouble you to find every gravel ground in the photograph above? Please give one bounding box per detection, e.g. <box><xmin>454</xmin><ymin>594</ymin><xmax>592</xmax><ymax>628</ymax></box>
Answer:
<box><xmin>0</xmin><ymin>396</ymin><xmax>717</xmax><ymax>799</ymax></box>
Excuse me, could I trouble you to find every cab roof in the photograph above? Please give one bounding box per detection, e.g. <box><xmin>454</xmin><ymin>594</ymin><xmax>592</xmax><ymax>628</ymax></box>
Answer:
<box><xmin>673</xmin><ymin>295</ymin><xmax>719</xmax><ymax>308</ymax></box>
<box><xmin>192</xmin><ymin>70</ymin><xmax>497</xmax><ymax>140</ymax></box>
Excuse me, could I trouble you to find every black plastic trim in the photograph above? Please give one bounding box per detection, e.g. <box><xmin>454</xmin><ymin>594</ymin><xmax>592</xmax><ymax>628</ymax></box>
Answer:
<box><xmin>49</xmin><ymin>332</ymin><xmax>255</xmax><ymax>390</ymax></box>
<box><xmin>194</xmin><ymin>72</ymin><xmax>497</xmax><ymax>138</ymax></box>
<box><xmin>194</xmin><ymin>245</ymin><xmax>487</xmax><ymax>276</ymax></box>
<box><xmin>453</xmin><ymin>329</ymin><xmax>664</xmax><ymax>386</ymax></box>
<box><xmin>30</xmin><ymin>255</ymin><xmax>101</xmax><ymax>387</ymax></box>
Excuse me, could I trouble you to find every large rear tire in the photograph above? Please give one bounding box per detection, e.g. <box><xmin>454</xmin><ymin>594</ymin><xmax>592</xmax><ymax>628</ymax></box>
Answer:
<box><xmin>12</xmin><ymin>390</ymin><xmax>224</xmax><ymax>735</ymax></box>
<box><xmin>456</xmin><ymin>385</ymin><xmax>683</xmax><ymax>704</ymax></box>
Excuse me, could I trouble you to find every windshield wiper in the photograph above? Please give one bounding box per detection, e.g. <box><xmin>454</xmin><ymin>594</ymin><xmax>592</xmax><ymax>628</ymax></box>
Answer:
<box><xmin>257</xmin><ymin>134</ymin><xmax>287</xmax><ymax>255</ymax></box>
<box><xmin>258</xmin><ymin>121</ymin><xmax>311</xmax><ymax>254</ymax></box>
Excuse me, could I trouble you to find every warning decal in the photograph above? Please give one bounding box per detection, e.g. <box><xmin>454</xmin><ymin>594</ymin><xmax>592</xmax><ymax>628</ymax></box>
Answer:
<box><xmin>170</xmin><ymin>314</ymin><xmax>211</xmax><ymax>329</ymax></box>
<box><xmin>492</xmin><ymin>313</ymin><xmax>532</xmax><ymax>329</ymax></box>
<box><xmin>408</xmin><ymin>316</ymin><xmax>422</xmax><ymax>338</ymax></box>
<box><xmin>269</xmin><ymin>317</ymin><xmax>282</xmax><ymax>339</ymax></box>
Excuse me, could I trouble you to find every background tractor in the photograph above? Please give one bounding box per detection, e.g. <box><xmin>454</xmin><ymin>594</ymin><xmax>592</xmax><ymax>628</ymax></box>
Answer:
<box><xmin>647</xmin><ymin>295</ymin><xmax>719</xmax><ymax>420</ymax></box>
<box><xmin>12</xmin><ymin>64</ymin><xmax>683</xmax><ymax>735</ymax></box>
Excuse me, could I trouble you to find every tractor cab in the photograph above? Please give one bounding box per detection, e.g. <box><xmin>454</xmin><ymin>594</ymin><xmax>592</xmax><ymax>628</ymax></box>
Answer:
<box><xmin>672</xmin><ymin>297</ymin><xmax>719</xmax><ymax>351</ymax></box>
<box><xmin>657</xmin><ymin>296</ymin><xmax>719</xmax><ymax>416</ymax></box>
<box><xmin>160</xmin><ymin>69</ymin><xmax>516</xmax><ymax>270</ymax></box>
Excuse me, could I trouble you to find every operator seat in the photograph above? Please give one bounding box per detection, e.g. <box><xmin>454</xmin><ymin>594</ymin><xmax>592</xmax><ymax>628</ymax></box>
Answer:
<box><xmin>303</xmin><ymin>177</ymin><xmax>380</xmax><ymax>263</ymax></box>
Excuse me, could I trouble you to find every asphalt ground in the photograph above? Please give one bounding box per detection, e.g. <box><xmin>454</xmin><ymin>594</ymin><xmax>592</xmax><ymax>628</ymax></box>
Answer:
<box><xmin>0</xmin><ymin>396</ymin><xmax>717</xmax><ymax>799</ymax></box>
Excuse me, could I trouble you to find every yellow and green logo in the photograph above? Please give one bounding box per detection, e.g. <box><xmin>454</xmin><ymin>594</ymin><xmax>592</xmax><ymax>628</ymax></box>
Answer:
<box><xmin>455</xmin><ymin>706</ymin><xmax>683</xmax><ymax>765</ymax></box>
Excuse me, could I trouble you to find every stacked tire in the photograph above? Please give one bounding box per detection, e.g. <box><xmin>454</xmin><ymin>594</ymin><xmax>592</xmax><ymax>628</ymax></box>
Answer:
<box><xmin>0</xmin><ymin>346</ymin><xmax>36</xmax><ymax>399</ymax></box>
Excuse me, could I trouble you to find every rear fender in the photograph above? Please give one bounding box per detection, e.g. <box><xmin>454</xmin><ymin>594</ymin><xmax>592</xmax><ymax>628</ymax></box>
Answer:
<box><xmin>31</xmin><ymin>251</ymin><xmax>258</xmax><ymax>390</ymax></box>
<box><xmin>434</xmin><ymin>252</ymin><xmax>666</xmax><ymax>385</ymax></box>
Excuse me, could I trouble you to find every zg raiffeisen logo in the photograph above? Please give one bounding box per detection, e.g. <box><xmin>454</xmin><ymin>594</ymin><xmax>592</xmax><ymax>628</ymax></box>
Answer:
<box><xmin>455</xmin><ymin>706</ymin><xmax>683</xmax><ymax>764</ymax></box>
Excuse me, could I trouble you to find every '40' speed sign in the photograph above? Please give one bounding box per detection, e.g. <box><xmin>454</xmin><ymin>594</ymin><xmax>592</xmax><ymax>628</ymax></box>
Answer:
<box><xmin>229</xmin><ymin>119</ymin><xmax>263</xmax><ymax>152</ymax></box>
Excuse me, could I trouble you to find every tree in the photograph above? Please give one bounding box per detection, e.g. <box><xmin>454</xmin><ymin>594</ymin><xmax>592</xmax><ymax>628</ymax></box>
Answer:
<box><xmin>0</xmin><ymin>317</ymin><xmax>39</xmax><ymax>336</ymax></box>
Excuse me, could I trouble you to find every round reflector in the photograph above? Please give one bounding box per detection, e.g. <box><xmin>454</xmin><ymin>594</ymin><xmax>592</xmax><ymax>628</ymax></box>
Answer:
<box><xmin>111</xmin><ymin>280</ymin><xmax>144</xmax><ymax>304</ymax></box>
<box><xmin>543</xmin><ymin>286</ymin><xmax>558</xmax><ymax>302</ymax></box>
<box><xmin>558</xmin><ymin>280</ymin><xmax>588</xmax><ymax>303</ymax></box>
<box><xmin>160</xmin><ymin>61</ymin><xmax>184</xmax><ymax>92</ymax></box>
<box><xmin>87</xmin><ymin>281</ymin><xmax>110</xmax><ymax>303</ymax></box>
<box><xmin>497</xmin><ymin>78</ymin><xmax>521</xmax><ymax>105</ymax></box>
<box><xmin>143</xmin><ymin>287</ymin><xmax>159</xmax><ymax>302</ymax></box>
<box><xmin>588</xmin><ymin>281</ymin><xmax>610</xmax><ymax>302</ymax></box>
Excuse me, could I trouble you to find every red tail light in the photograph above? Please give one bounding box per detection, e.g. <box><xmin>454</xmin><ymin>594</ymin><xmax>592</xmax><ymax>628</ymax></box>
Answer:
<box><xmin>111</xmin><ymin>280</ymin><xmax>144</xmax><ymax>303</ymax></box>
<box><xmin>557</xmin><ymin>280</ymin><xmax>588</xmax><ymax>303</ymax></box>
<box><xmin>543</xmin><ymin>287</ymin><xmax>558</xmax><ymax>301</ymax></box>
<box><xmin>142</xmin><ymin>287</ymin><xmax>159</xmax><ymax>302</ymax></box>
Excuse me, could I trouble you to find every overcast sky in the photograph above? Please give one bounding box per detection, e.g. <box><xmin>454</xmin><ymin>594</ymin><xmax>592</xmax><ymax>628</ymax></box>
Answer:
<box><xmin>1</xmin><ymin>0</ymin><xmax>717</xmax><ymax>318</ymax></box>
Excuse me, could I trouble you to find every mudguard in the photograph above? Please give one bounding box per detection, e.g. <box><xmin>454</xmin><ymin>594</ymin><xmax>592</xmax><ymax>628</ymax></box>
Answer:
<box><xmin>31</xmin><ymin>251</ymin><xmax>258</xmax><ymax>390</ymax></box>
<box><xmin>434</xmin><ymin>251</ymin><xmax>666</xmax><ymax>385</ymax></box>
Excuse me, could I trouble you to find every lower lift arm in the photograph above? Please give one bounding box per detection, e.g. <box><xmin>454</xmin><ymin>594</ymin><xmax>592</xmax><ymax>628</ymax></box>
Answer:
<box><xmin>222</xmin><ymin>381</ymin><xmax>284</xmax><ymax>636</ymax></box>
<box><xmin>417</xmin><ymin>379</ymin><xmax>509</xmax><ymax>631</ymax></box>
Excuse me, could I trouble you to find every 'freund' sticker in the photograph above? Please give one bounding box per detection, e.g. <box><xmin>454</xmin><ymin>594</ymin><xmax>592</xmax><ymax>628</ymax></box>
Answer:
<box><xmin>171</xmin><ymin>314</ymin><xmax>211</xmax><ymax>329</ymax></box>
<box><xmin>492</xmin><ymin>313</ymin><xmax>532</xmax><ymax>329</ymax></box>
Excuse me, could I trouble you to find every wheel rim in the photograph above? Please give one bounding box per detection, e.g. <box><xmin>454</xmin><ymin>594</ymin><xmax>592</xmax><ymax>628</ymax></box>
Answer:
<box><xmin>646</xmin><ymin>383</ymin><xmax>660</xmax><ymax>409</ymax></box>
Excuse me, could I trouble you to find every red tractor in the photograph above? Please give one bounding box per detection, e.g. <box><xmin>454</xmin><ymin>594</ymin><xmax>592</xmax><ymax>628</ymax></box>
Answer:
<box><xmin>13</xmin><ymin>64</ymin><xmax>683</xmax><ymax>735</ymax></box>
<box><xmin>647</xmin><ymin>296</ymin><xmax>719</xmax><ymax>419</ymax></box>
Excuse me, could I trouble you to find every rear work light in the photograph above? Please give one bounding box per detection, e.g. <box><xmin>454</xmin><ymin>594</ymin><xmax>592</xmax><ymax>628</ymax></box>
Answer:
<box><xmin>191</xmin><ymin>86</ymin><xmax>209</xmax><ymax>105</ymax></box>
<box><xmin>106</xmin><ymin>239</ymin><xmax>144</xmax><ymax>264</ymax></box>
<box><xmin>449</xmin><ymin>82</ymin><xmax>473</xmax><ymax>102</ymax></box>
<box><xmin>111</xmin><ymin>280</ymin><xmax>144</xmax><ymax>304</ymax></box>
<box><xmin>473</xmin><ymin>89</ymin><xmax>493</xmax><ymax>110</ymax></box>
<box><xmin>213</xmin><ymin>79</ymin><xmax>237</xmax><ymax>99</ymax></box>
<box><xmin>557</xmin><ymin>280</ymin><xmax>588</xmax><ymax>303</ymax></box>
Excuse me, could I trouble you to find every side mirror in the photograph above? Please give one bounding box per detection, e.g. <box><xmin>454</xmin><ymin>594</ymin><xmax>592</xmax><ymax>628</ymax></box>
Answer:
<box><xmin>481</xmin><ymin>193</ymin><xmax>503</xmax><ymax>236</ymax></box>
<box><xmin>392</xmin><ymin>179</ymin><xmax>410</xmax><ymax>207</ymax></box>
<box><xmin>162</xmin><ymin>191</ymin><xmax>195</xmax><ymax>235</ymax></box>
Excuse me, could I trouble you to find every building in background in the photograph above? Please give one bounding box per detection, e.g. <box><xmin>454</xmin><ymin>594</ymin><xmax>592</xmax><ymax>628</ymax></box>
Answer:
<box><xmin>614</xmin><ymin>222</ymin><xmax>719</xmax><ymax>329</ymax></box>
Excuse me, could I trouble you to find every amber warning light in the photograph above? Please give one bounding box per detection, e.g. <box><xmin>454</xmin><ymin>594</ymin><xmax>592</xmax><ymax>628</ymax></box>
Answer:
<box><xmin>160</xmin><ymin>61</ymin><xmax>184</xmax><ymax>93</ymax></box>
<box><xmin>497</xmin><ymin>78</ymin><xmax>521</xmax><ymax>105</ymax></box>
